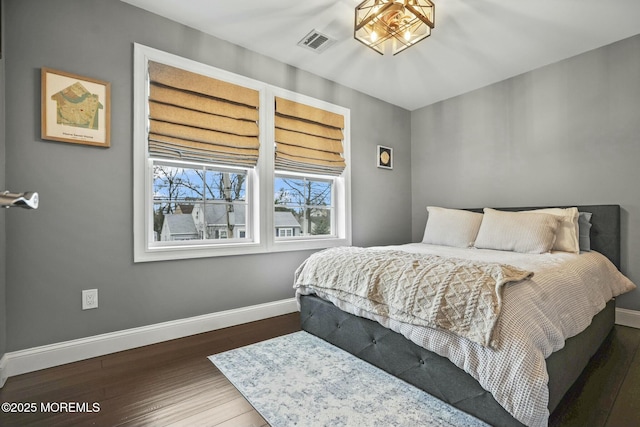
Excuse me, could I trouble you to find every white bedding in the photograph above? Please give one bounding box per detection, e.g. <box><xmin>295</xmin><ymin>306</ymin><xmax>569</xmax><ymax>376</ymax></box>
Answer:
<box><xmin>295</xmin><ymin>244</ymin><xmax>636</xmax><ymax>427</ymax></box>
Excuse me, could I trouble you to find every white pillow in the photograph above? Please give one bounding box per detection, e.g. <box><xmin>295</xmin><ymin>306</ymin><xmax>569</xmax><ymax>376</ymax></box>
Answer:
<box><xmin>523</xmin><ymin>207</ymin><xmax>580</xmax><ymax>254</ymax></box>
<box><xmin>422</xmin><ymin>206</ymin><xmax>483</xmax><ymax>248</ymax></box>
<box><xmin>474</xmin><ymin>208</ymin><xmax>560</xmax><ymax>254</ymax></box>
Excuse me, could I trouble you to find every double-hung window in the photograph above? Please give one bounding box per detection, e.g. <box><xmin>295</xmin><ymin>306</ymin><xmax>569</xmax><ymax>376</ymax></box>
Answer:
<box><xmin>134</xmin><ymin>44</ymin><xmax>350</xmax><ymax>262</ymax></box>
<box><xmin>153</xmin><ymin>162</ymin><xmax>251</xmax><ymax>243</ymax></box>
<box><xmin>272</xmin><ymin>96</ymin><xmax>347</xmax><ymax>244</ymax></box>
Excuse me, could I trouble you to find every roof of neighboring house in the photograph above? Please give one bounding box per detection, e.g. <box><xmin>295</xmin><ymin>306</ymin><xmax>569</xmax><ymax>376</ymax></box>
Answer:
<box><xmin>177</xmin><ymin>204</ymin><xmax>194</xmax><ymax>214</ymax></box>
<box><xmin>164</xmin><ymin>214</ymin><xmax>198</xmax><ymax>235</ymax></box>
<box><xmin>204</xmin><ymin>205</ymin><xmax>300</xmax><ymax>228</ymax></box>
<box><xmin>204</xmin><ymin>204</ymin><xmax>246</xmax><ymax>226</ymax></box>
<box><xmin>274</xmin><ymin>211</ymin><xmax>302</xmax><ymax>228</ymax></box>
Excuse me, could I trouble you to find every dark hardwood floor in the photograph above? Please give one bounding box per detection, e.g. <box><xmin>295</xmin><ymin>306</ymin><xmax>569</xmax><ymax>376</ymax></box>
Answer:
<box><xmin>0</xmin><ymin>313</ymin><xmax>638</xmax><ymax>427</ymax></box>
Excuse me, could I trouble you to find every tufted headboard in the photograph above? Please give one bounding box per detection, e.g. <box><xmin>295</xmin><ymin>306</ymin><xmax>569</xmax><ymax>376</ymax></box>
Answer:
<box><xmin>467</xmin><ymin>205</ymin><xmax>621</xmax><ymax>270</ymax></box>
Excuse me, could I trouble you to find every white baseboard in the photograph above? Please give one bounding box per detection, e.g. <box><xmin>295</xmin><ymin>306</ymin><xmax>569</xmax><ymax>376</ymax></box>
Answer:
<box><xmin>0</xmin><ymin>354</ymin><xmax>7</xmax><ymax>388</ymax></box>
<box><xmin>616</xmin><ymin>307</ymin><xmax>640</xmax><ymax>329</ymax></box>
<box><xmin>2</xmin><ymin>298</ymin><xmax>298</xmax><ymax>381</ymax></box>
<box><xmin>1</xmin><ymin>301</ymin><xmax>633</xmax><ymax>386</ymax></box>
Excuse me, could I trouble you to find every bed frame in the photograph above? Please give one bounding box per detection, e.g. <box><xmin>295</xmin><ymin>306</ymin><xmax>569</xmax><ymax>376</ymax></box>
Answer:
<box><xmin>299</xmin><ymin>205</ymin><xmax>621</xmax><ymax>427</ymax></box>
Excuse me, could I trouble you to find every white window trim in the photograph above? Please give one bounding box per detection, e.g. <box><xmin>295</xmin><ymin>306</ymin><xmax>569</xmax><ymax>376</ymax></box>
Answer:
<box><xmin>267</xmin><ymin>87</ymin><xmax>352</xmax><ymax>253</ymax></box>
<box><xmin>133</xmin><ymin>44</ymin><xmax>351</xmax><ymax>262</ymax></box>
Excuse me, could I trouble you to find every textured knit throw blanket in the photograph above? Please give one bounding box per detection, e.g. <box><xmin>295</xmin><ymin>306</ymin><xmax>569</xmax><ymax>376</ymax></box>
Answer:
<box><xmin>294</xmin><ymin>247</ymin><xmax>533</xmax><ymax>348</ymax></box>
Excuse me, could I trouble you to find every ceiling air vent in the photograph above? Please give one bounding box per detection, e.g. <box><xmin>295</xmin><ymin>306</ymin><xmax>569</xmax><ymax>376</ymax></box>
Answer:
<box><xmin>297</xmin><ymin>29</ymin><xmax>335</xmax><ymax>53</ymax></box>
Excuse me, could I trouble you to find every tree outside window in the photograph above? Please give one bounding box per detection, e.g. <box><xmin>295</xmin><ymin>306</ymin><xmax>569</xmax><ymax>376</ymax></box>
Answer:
<box><xmin>274</xmin><ymin>176</ymin><xmax>333</xmax><ymax>237</ymax></box>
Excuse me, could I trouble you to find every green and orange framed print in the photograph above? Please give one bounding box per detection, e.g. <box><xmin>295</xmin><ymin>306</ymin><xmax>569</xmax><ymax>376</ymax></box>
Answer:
<box><xmin>41</xmin><ymin>67</ymin><xmax>111</xmax><ymax>147</ymax></box>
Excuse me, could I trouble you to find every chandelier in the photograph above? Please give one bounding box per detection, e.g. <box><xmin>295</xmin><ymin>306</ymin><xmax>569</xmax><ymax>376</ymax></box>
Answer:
<box><xmin>354</xmin><ymin>0</ymin><xmax>435</xmax><ymax>55</ymax></box>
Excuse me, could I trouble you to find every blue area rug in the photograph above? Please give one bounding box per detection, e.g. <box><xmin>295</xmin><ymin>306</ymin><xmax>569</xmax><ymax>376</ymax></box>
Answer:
<box><xmin>209</xmin><ymin>331</ymin><xmax>488</xmax><ymax>427</ymax></box>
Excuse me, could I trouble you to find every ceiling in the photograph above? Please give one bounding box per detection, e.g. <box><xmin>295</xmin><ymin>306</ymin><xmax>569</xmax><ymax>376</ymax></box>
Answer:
<box><xmin>121</xmin><ymin>0</ymin><xmax>640</xmax><ymax>111</ymax></box>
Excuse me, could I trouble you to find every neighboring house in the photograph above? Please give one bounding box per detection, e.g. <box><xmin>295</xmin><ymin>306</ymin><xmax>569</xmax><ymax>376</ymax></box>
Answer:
<box><xmin>274</xmin><ymin>211</ymin><xmax>303</xmax><ymax>237</ymax></box>
<box><xmin>161</xmin><ymin>205</ymin><xmax>301</xmax><ymax>241</ymax></box>
<box><xmin>160</xmin><ymin>214</ymin><xmax>199</xmax><ymax>241</ymax></box>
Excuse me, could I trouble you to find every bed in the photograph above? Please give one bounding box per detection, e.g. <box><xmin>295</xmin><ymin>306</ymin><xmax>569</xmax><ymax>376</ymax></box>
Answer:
<box><xmin>295</xmin><ymin>205</ymin><xmax>636</xmax><ymax>427</ymax></box>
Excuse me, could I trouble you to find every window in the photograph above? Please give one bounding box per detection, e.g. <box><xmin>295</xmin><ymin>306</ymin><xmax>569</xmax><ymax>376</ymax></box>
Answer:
<box><xmin>153</xmin><ymin>162</ymin><xmax>250</xmax><ymax>243</ymax></box>
<box><xmin>277</xmin><ymin>228</ymin><xmax>294</xmax><ymax>237</ymax></box>
<box><xmin>274</xmin><ymin>175</ymin><xmax>334</xmax><ymax>238</ymax></box>
<box><xmin>134</xmin><ymin>44</ymin><xmax>350</xmax><ymax>261</ymax></box>
<box><xmin>272</xmin><ymin>95</ymin><xmax>347</xmax><ymax>246</ymax></box>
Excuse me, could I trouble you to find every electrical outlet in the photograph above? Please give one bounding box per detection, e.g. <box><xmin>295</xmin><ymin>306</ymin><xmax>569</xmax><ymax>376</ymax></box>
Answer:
<box><xmin>82</xmin><ymin>289</ymin><xmax>98</xmax><ymax>310</ymax></box>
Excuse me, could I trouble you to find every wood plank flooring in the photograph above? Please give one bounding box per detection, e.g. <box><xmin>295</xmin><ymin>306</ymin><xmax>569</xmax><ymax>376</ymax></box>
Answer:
<box><xmin>550</xmin><ymin>325</ymin><xmax>640</xmax><ymax>427</ymax></box>
<box><xmin>0</xmin><ymin>313</ymin><xmax>638</xmax><ymax>427</ymax></box>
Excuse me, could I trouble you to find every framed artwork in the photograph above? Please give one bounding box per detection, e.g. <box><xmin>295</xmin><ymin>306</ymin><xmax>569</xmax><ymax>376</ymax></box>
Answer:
<box><xmin>377</xmin><ymin>145</ymin><xmax>393</xmax><ymax>169</ymax></box>
<box><xmin>41</xmin><ymin>68</ymin><xmax>111</xmax><ymax>147</ymax></box>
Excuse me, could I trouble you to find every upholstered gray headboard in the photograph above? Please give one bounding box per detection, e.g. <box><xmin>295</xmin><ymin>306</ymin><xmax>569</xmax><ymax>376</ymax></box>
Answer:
<box><xmin>467</xmin><ymin>205</ymin><xmax>621</xmax><ymax>270</ymax></box>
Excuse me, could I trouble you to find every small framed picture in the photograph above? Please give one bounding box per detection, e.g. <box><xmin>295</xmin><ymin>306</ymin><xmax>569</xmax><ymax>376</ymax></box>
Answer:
<box><xmin>377</xmin><ymin>145</ymin><xmax>393</xmax><ymax>169</ymax></box>
<box><xmin>41</xmin><ymin>68</ymin><xmax>111</xmax><ymax>148</ymax></box>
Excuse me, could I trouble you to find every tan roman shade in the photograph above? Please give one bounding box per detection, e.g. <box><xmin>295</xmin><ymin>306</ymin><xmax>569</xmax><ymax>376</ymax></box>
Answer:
<box><xmin>275</xmin><ymin>97</ymin><xmax>346</xmax><ymax>176</ymax></box>
<box><xmin>148</xmin><ymin>61</ymin><xmax>260</xmax><ymax>167</ymax></box>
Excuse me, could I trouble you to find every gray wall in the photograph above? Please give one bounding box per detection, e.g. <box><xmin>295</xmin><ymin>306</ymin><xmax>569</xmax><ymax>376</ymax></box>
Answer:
<box><xmin>1</xmin><ymin>0</ymin><xmax>7</xmax><ymax>359</ymax></box>
<box><xmin>3</xmin><ymin>0</ymin><xmax>412</xmax><ymax>351</ymax></box>
<box><xmin>411</xmin><ymin>34</ymin><xmax>640</xmax><ymax>311</ymax></box>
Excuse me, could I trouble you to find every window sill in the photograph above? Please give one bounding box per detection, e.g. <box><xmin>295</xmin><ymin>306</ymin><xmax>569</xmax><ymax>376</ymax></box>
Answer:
<box><xmin>272</xmin><ymin>237</ymin><xmax>350</xmax><ymax>253</ymax></box>
<box><xmin>135</xmin><ymin>242</ymin><xmax>264</xmax><ymax>262</ymax></box>
<box><xmin>134</xmin><ymin>236</ymin><xmax>351</xmax><ymax>262</ymax></box>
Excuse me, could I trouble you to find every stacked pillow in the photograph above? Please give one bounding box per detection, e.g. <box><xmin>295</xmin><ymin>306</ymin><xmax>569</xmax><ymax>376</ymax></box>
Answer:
<box><xmin>521</xmin><ymin>207</ymin><xmax>579</xmax><ymax>253</ymax></box>
<box><xmin>422</xmin><ymin>206</ymin><xmax>483</xmax><ymax>248</ymax></box>
<box><xmin>474</xmin><ymin>208</ymin><xmax>562</xmax><ymax>254</ymax></box>
<box><xmin>422</xmin><ymin>206</ymin><xmax>591</xmax><ymax>254</ymax></box>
